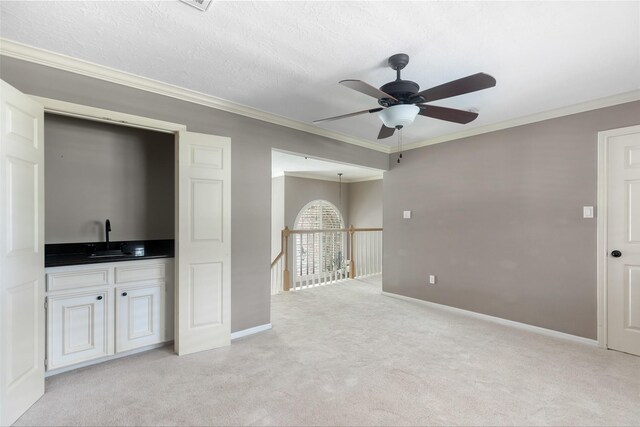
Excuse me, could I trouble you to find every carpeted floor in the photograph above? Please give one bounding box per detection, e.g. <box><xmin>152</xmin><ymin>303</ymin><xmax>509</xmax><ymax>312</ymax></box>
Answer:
<box><xmin>15</xmin><ymin>276</ymin><xmax>640</xmax><ymax>426</ymax></box>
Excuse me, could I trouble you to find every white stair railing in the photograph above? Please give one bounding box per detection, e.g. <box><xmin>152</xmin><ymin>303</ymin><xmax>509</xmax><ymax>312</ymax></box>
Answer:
<box><xmin>291</xmin><ymin>229</ymin><xmax>348</xmax><ymax>291</ymax></box>
<box><xmin>271</xmin><ymin>226</ymin><xmax>383</xmax><ymax>294</ymax></box>
<box><xmin>353</xmin><ymin>229</ymin><xmax>383</xmax><ymax>278</ymax></box>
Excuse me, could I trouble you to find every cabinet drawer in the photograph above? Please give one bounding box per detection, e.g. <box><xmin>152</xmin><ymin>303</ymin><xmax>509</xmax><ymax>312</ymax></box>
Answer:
<box><xmin>47</xmin><ymin>268</ymin><xmax>109</xmax><ymax>292</ymax></box>
<box><xmin>115</xmin><ymin>262</ymin><xmax>166</xmax><ymax>284</ymax></box>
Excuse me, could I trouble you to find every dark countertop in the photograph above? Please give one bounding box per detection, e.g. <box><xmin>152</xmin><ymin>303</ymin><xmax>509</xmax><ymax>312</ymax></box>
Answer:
<box><xmin>45</xmin><ymin>240</ymin><xmax>174</xmax><ymax>267</ymax></box>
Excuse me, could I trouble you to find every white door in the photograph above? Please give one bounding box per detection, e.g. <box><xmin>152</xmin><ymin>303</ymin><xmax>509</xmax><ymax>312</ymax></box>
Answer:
<box><xmin>175</xmin><ymin>131</ymin><xmax>231</xmax><ymax>355</ymax></box>
<box><xmin>47</xmin><ymin>290</ymin><xmax>111</xmax><ymax>370</ymax></box>
<box><xmin>116</xmin><ymin>284</ymin><xmax>164</xmax><ymax>353</ymax></box>
<box><xmin>607</xmin><ymin>125</ymin><xmax>640</xmax><ymax>356</ymax></box>
<box><xmin>0</xmin><ymin>80</ymin><xmax>45</xmax><ymax>425</ymax></box>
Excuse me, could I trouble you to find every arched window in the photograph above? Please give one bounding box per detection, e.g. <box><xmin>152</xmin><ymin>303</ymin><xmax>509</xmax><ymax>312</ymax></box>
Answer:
<box><xmin>294</xmin><ymin>200</ymin><xmax>345</xmax><ymax>283</ymax></box>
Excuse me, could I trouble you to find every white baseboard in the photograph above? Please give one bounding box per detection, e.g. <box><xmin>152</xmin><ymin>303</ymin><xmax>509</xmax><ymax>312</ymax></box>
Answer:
<box><xmin>231</xmin><ymin>323</ymin><xmax>272</xmax><ymax>340</ymax></box>
<box><xmin>45</xmin><ymin>341</ymin><xmax>173</xmax><ymax>377</ymax></box>
<box><xmin>381</xmin><ymin>291</ymin><xmax>597</xmax><ymax>346</ymax></box>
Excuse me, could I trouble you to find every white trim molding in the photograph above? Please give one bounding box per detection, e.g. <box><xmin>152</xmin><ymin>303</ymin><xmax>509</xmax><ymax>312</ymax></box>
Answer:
<box><xmin>230</xmin><ymin>323</ymin><xmax>272</xmax><ymax>341</ymax></box>
<box><xmin>3</xmin><ymin>38</ymin><xmax>639</xmax><ymax>156</ymax></box>
<box><xmin>32</xmin><ymin>96</ymin><xmax>186</xmax><ymax>133</ymax></box>
<box><xmin>400</xmin><ymin>90</ymin><xmax>640</xmax><ymax>153</ymax></box>
<box><xmin>0</xmin><ymin>38</ymin><xmax>387</xmax><ymax>153</ymax></box>
<box><xmin>283</xmin><ymin>171</ymin><xmax>383</xmax><ymax>183</ymax></box>
<box><xmin>596</xmin><ymin>125</ymin><xmax>640</xmax><ymax>349</ymax></box>
<box><xmin>381</xmin><ymin>291</ymin><xmax>597</xmax><ymax>346</ymax></box>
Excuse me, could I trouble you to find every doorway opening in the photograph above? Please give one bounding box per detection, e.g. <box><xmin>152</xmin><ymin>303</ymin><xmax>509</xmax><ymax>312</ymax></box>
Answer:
<box><xmin>270</xmin><ymin>149</ymin><xmax>384</xmax><ymax>294</ymax></box>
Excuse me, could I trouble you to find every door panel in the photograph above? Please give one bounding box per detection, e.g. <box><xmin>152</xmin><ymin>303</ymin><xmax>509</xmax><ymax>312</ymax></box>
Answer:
<box><xmin>189</xmin><ymin>262</ymin><xmax>222</xmax><ymax>327</ymax></box>
<box><xmin>176</xmin><ymin>131</ymin><xmax>231</xmax><ymax>355</ymax></box>
<box><xmin>6</xmin><ymin>281</ymin><xmax>38</xmax><ymax>385</ymax></box>
<box><xmin>627</xmin><ymin>180</ymin><xmax>640</xmax><ymax>242</ymax></box>
<box><xmin>607</xmin><ymin>126</ymin><xmax>640</xmax><ymax>356</ymax></box>
<box><xmin>0</xmin><ymin>80</ymin><xmax>44</xmax><ymax>426</ymax></box>
<box><xmin>627</xmin><ymin>267</ymin><xmax>640</xmax><ymax>330</ymax></box>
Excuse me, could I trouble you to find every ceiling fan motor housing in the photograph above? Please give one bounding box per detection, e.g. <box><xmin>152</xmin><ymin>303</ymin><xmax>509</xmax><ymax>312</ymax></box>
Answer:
<box><xmin>378</xmin><ymin>80</ymin><xmax>421</xmax><ymax>107</ymax></box>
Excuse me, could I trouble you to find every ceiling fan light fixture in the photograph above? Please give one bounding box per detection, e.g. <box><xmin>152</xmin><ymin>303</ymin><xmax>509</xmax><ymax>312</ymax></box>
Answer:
<box><xmin>378</xmin><ymin>105</ymin><xmax>420</xmax><ymax>129</ymax></box>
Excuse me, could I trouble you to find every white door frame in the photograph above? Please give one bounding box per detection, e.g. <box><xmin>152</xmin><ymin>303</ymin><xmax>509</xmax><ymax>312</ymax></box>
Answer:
<box><xmin>30</xmin><ymin>96</ymin><xmax>186</xmax><ymax>134</ymax></box>
<box><xmin>596</xmin><ymin>124</ymin><xmax>640</xmax><ymax>349</ymax></box>
<box><xmin>28</xmin><ymin>95</ymin><xmax>188</xmax><ymax>354</ymax></box>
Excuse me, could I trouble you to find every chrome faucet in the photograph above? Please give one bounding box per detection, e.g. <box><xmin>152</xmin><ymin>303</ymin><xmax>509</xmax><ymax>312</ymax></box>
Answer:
<box><xmin>105</xmin><ymin>219</ymin><xmax>111</xmax><ymax>249</ymax></box>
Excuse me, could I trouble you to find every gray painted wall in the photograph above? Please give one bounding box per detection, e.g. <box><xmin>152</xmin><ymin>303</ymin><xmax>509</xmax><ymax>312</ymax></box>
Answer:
<box><xmin>348</xmin><ymin>179</ymin><xmax>383</xmax><ymax>228</ymax></box>
<box><xmin>45</xmin><ymin>114</ymin><xmax>174</xmax><ymax>243</ymax></box>
<box><xmin>1</xmin><ymin>56</ymin><xmax>387</xmax><ymax>333</ymax></box>
<box><xmin>383</xmin><ymin>101</ymin><xmax>640</xmax><ymax>339</ymax></box>
<box><xmin>271</xmin><ymin>176</ymin><xmax>285</xmax><ymax>261</ymax></box>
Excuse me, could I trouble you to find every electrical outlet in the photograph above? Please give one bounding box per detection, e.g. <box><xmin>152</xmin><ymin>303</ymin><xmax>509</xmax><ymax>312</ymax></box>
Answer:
<box><xmin>429</xmin><ymin>275</ymin><xmax>436</xmax><ymax>285</ymax></box>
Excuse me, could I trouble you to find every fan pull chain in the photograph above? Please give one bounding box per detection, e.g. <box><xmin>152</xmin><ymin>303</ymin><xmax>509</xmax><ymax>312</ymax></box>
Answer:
<box><xmin>397</xmin><ymin>127</ymin><xmax>403</xmax><ymax>163</ymax></box>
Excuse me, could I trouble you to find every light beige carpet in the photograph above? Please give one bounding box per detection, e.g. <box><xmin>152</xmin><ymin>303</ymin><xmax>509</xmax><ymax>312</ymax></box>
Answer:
<box><xmin>15</xmin><ymin>276</ymin><xmax>640</xmax><ymax>426</ymax></box>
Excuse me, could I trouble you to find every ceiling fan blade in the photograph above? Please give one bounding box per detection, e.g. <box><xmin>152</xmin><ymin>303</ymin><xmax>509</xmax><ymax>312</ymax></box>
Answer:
<box><xmin>418</xmin><ymin>105</ymin><xmax>479</xmax><ymax>124</ymax></box>
<box><xmin>313</xmin><ymin>107</ymin><xmax>383</xmax><ymax>124</ymax></box>
<box><xmin>377</xmin><ymin>124</ymin><xmax>396</xmax><ymax>139</ymax></box>
<box><xmin>414</xmin><ymin>73</ymin><xmax>496</xmax><ymax>103</ymax></box>
<box><xmin>340</xmin><ymin>80</ymin><xmax>398</xmax><ymax>102</ymax></box>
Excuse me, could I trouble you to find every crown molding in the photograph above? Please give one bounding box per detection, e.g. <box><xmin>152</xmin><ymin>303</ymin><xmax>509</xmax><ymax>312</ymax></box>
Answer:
<box><xmin>0</xmin><ymin>38</ymin><xmax>390</xmax><ymax>153</ymax></box>
<box><xmin>2</xmin><ymin>38</ymin><xmax>637</xmax><ymax>157</ymax></box>
<box><xmin>282</xmin><ymin>171</ymin><xmax>383</xmax><ymax>183</ymax></box>
<box><xmin>398</xmin><ymin>90</ymin><xmax>640</xmax><ymax>153</ymax></box>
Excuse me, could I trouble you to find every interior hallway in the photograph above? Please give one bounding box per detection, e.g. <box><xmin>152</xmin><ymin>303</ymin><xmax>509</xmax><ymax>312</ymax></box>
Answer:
<box><xmin>16</xmin><ymin>276</ymin><xmax>640</xmax><ymax>426</ymax></box>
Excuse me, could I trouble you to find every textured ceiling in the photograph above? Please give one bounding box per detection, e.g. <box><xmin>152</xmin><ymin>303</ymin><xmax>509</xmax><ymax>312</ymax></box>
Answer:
<box><xmin>1</xmin><ymin>1</ymin><xmax>639</xmax><ymax>148</ymax></box>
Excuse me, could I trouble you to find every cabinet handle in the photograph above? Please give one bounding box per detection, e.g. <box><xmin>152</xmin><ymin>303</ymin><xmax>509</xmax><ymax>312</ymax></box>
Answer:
<box><xmin>96</xmin><ymin>295</ymin><xmax>103</xmax><ymax>301</ymax></box>
<box><xmin>122</xmin><ymin>292</ymin><xmax>128</xmax><ymax>297</ymax></box>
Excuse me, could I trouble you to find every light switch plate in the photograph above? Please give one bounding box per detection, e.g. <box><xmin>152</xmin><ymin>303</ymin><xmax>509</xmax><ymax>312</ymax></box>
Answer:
<box><xmin>583</xmin><ymin>206</ymin><xmax>594</xmax><ymax>218</ymax></box>
<box><xmin>403</xmin><ymin>210</ymin><xmax>411</xmax><ymax>219</ymax></box>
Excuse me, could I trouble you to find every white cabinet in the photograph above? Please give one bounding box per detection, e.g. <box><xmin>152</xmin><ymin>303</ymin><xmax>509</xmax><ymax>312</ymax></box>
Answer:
<box><xmin>116</xmin><ymin>284</ymin><xmax>163</xmax><ymax>353</ymax></box>
<box><xmin>45</xmin><ymin>258</ymin><xmax>173</xmax><ymax>373</ymax></box>
<box><xmin>47</xmin><ymin>289</ymin><xmax>112</xmax><ymax>370</ymax></box>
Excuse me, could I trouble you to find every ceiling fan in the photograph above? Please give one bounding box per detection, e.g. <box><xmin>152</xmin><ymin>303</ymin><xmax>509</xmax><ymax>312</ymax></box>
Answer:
<box><xmin>314</xmin><ymin>53</ymin><xmax>497</xmax><ymax>139</ymax></box>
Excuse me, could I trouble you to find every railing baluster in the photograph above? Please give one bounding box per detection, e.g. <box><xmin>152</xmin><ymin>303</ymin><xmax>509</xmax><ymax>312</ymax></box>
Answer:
<box><xmin>356</xmin><ymin>232</ymin><xmax>361</xmax><ymax>278</ymax></box>
<box><xmin>377</xmin><ymin>231</ymin><xmax>381</xmax><ymax>274</ymax></box>
<box><xmin>360</xmin><ymin>232</ymin><xmax>364</xmax><ymax>277</ymax></box>
<box><xmin>368</xmin><ymin>232</ymin><xmax>372</xmax><ymax>277</ymax></box>
<box><xmin>375</xmin><ymin>231</ymin><xmax>382</xmax><ymax>274</ymax></box>
<box><xmin>379</xmin><ymin>230</ymin><xmax>383</xmax><ymax>274</ymax></box>
<box><xmin>374</xmin><ymin>231</ymin><xmax>379</xmax><ymax>275</ymax></box>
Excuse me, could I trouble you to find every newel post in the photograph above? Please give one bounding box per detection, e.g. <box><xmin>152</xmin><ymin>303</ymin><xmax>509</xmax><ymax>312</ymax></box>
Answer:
<box><xmin>283</xmin><ymin>227</ymin><xmax>291</xmax><ymax>291</ymax></box>
<box><xmin>349</xmin><ymin>225</ymin><xmax>356</xmax><ymax>279</ymax></box>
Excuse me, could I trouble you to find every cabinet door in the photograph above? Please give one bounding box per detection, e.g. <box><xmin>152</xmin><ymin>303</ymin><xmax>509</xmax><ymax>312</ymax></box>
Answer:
<box><xmin>116</xmin><ymin>284</ymin><xmax>164</xmax><ymax>353</ymax></box>
<box><xmin>47</xmin><ymin>290</ymin><xmax>110</xmax><ymax>370</ymax></box>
